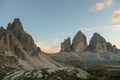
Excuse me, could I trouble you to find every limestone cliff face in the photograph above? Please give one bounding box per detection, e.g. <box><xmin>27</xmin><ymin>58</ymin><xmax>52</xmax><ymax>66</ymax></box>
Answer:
<box><xmin>71</xmin><ymin>31</ymin><xmax>87</xmax><ymax>53</ymax></box>
<box><xmin>89</xmin><ymin>33</ymin><xmax>107</xmax><ymax>53</ymax></box>
<box><xmin>61</xmin><ymin>31</ymin><xmax>87</xmax><ymax>53</ymax></box>
<box><xmin>61</xmin><ymin>37</ymin><xmax>71</xmax><ymax>52</ymax></box>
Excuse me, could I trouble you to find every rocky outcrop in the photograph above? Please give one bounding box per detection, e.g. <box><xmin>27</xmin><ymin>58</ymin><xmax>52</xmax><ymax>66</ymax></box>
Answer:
<box><xmin>71</xmin><ymin>31</ymin><xmax>87</xmax><ymax>53</ymax></box>
<box><xmin>106</xmin><ymin>42</ymin><xmax>118</xmax><ymax>53</ymax></box>
<box><xmin>89</xmin><ymin>33</ymin><xmax>107</xmax><ymax>53</ymax></box>
<box><xmin>0</xmin><ymin>67</ymin><xmax>89</xmax><ymax>80</ymax></box>
<box><xmin>61</xmin><ymin>37</ymin><xmax>71</xmax><ymax>52</ymax></box>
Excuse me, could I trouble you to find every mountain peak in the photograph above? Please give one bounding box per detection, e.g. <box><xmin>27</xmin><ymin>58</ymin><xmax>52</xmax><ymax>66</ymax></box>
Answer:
<box><xmin>72</xmin><ymin>31</ymin><xmax>87</xmax><ymax>53</ymax></box>
<box><xmin>76</xmin><ymin>31</ymin><xmax>83</xmax><ymax>36</ymax></box>
<box><xmin>7</xmin><ymin>18</ymin><xmax>24</xmax><ymax>32</ymax></box>
<box><xmin>89</xmin><ymin>32</ymin><xmax>107</xmax><ymax>53</ymax></box>
<box><xmin>93</xmin><ymin>32</ymin><xmax>101</xmax><ymax>37</ymax></box>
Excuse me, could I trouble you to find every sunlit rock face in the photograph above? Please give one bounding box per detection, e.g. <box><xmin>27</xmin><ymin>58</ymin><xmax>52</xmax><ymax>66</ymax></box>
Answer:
<box><xmin>89</xmin><ymin>33</ymin><xmax>107</xmax><ymax>53</ymax></box>
<box><xmin>71</xmin><ymin>31</ymin><xmax>87</xmax><ymax>53</ymax></box>
<box><xmin>61</xmin><ymin>37</ymin><xmax>71</xmax><ymax>52</ymax></box>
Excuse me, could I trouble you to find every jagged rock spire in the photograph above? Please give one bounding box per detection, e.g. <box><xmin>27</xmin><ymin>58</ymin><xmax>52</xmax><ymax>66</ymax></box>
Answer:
<box><xmin>0</xmin><ymin>18</ymin><xmax>40</xmax><ymax>58</ymax></box>
<box><xmin>71</xmin><ymin>31</ymin><xmax>87</xmax><ymax>53</ymax></box>
<box><xmin>7</xmin><ymin>18</ymin><xmax>24</xmax><ymax>32</ymax></box>
<box><xmin>89</xmin><ymin>32</ymin><xmax>107</xmax><ymax>53</ymax></box>
<box><xmin>61</xmin><ymin>37</ymin><xmax>71</xmax><ymax>52</ymax></box>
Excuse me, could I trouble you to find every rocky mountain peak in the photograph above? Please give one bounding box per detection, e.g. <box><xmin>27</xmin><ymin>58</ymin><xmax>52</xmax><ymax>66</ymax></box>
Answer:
<box><xmin>7</xmin><ymin>18</ymin><xmax>24</xmax><ymax>32</ymax></box>
<box><xmin>61</xmin><ymin>37</ymin><xmax>71</xmax><ymax>52</ymax></box>
<box><xmin>89</xmin><ymin>32</ymin><xmax>107</xmax><ymax>53</ymax></box>
<box><xmin>71</xmin><ymin>31</ymin><xmax>87</xmax><ymax>53</ymax></box>
<box><xmin>1</xmin><ymin>18</ymin><xmax>40</xmax><ymax>57</ymax></box>
<box><xmin>12</xmin><ymin>18</ymin><xmax>23</xmax><ymax>29</ymax></box>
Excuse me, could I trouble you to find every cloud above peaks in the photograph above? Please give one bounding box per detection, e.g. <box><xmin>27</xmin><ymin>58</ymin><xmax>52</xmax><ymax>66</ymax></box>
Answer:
<box><xmin>37</xmin><ymin>43</ymin><xmax>60</xmax><ymax>54</ymax></box>
<box><xmin>113</xmin><ymin>22</ymin><xmax>120</xmax><ymax>27</ymax></box>
<box><xmin>91</xmin><ymin>2</ymin><xmax>104</xmax><ymax>11</ymax></box>
<box><xmin>91</xmin><ymin>0</ymin><xmax>113</xmax><ymax>11</ymax></box>
<box><xmin>113</xmin><ymin>10</ymin><xmax>120</xmax><ymax>21</ymax></box>
<box><xmin>105</xmin><ymin>0</ymin><xmax>113</xmax><ymax>7</ymax></box>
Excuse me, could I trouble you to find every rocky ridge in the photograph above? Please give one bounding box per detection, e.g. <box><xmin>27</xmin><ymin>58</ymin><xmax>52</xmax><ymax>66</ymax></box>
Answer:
<box><xmin>61</xmin><ymin>32</ymin><xmax>118</xmax><ymax>53</ymax></box>
<box><xmin>61</xmin><ymin>31</ymin><xmax>87</xmax><ymax>53</ymax></box>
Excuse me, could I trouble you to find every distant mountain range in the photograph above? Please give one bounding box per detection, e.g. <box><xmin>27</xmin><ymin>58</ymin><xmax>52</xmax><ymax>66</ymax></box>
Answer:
<box><xmin>0</xmin><ymin>18</ymin><xmax>120</xmax><ymax>80</ymax></box>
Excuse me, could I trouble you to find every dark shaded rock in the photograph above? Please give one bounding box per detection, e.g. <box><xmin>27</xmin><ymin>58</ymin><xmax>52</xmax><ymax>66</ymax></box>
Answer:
<box><xmin>61</xmin><ymin>37</ymin><xmax>71</xmax><ymax>52</ymax></box>
<box><xmin>7</xmin><ymin>18</ymin><xmax>24</xmax><ymax>32</ymax></box>
<box><xmin>106</xmin><ymin>42</ymin><xmax>118</xmax><ymax>53</ymax></box>
<box><xmin>72</xmin><ymin>31</ymin><xmax>87</xmax><ymax>53</ymax></box>
<box><xmin>0</xmin><ymin>26</ymin><xmax>5</xmax><ymax>39</ymax></box>
<box><xmin>89</xmin><ymin>33</ymin><xmax>107</xmax><ymax>53</ymax></box>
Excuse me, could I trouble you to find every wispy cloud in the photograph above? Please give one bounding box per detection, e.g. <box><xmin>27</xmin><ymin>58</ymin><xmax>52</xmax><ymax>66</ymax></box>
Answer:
<box><xmin>113</xmin><ymin>10</ymin><xmax>120</xmax><ymax>21</ymax></box>
<box><xmin>79</xmin><ymin>27</ymin><xmax>97</xmax><ymax>31</ymax></box>
<box><xmin>37</xmin><ymin>43</ymin><xmax>60</xmax><ymax>54</ymax></box>
<box><xmin>113</xmin><ymin>22</ymin><xmax>120</xmax><ymax>27</ymax></box>
<box><xmin>91</xmin><ymin>2</ymin><xmax>104</xmax><ymax>11</ymax></box>
<box><xmin>79</xmin><ymin>24</ymin><xmax>120</xmax><ymax>32</ymax></box>
<box><xmin>54</xmin><ymin>32</ymin><xmax>65</xmax><ymax>37</ymax></box>
<box><xmin>91</xmin><ymin>0</ymin><xmax>113</xmax><ymax>12</ymax></box>
<box><xmin>105</xmin><ymin>0</ymin><xmax>113</xmax><ymax>7</ymax></box>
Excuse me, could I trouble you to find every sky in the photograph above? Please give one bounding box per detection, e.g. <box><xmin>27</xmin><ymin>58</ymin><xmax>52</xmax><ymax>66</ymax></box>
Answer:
<box><xmin>0</xmin><ymin>0</ymin><xmax>120</xmax><ymax>53</ymax></box>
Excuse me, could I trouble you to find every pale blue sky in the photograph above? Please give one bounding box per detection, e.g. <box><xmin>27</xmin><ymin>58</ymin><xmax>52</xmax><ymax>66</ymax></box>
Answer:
<box><xmin>0</xmin><ymin>0</ymin><xmax>120</xmax><ymax>50</ymax></box>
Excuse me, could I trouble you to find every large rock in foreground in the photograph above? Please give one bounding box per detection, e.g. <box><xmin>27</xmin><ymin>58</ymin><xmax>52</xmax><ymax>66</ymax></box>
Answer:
<box><xmin>2</xmin><ymin>67</ymin><xmax>89</xmax><ymax>80</ymax></box>
<box><xmin>72</xmin><ymin>31</ymin><xmax>87</xmax><ymax>53</ymax></box>
<box><xmin>61</xmin><ymin>37</ymin><xmax>71</xmax><ymax>52</ymax></box>
<box><xmin>89</xmin><ymin>33</ymin><xmax>107</xmax><ymax>53</ymax></box>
